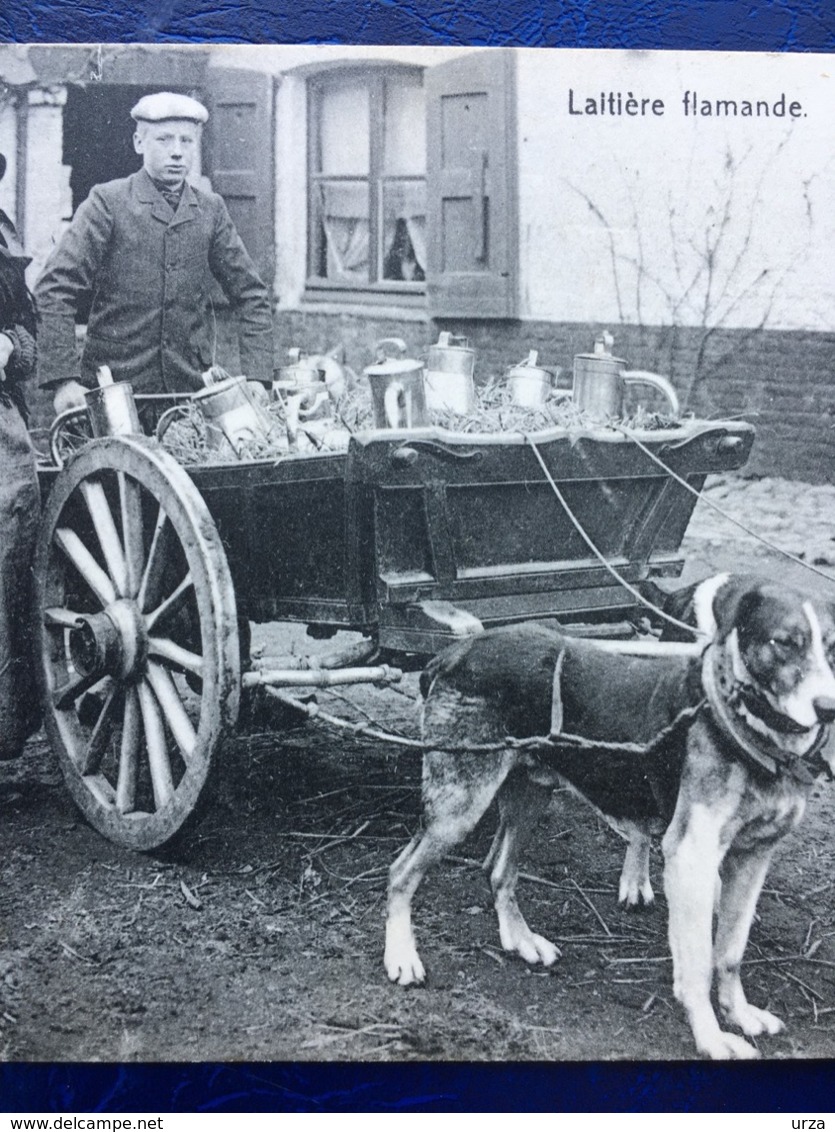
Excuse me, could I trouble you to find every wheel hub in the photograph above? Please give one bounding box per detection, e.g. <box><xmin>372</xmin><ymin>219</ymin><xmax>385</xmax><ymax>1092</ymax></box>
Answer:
<box><xmin>68</xmin><ymin>600</ymin><xmax>148</xmax><ymax>681</ymax></box>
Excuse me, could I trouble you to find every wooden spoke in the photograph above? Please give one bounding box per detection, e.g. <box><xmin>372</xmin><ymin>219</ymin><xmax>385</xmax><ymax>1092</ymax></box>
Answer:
<box><xmin>54</xmin><ymin>527</ymin><xmax>117</xmax><ymax>607</ymax></box>
<box><xmin>137</xmin><ymin>680</ymin><xmax>175</xmax><ymax>810</ymax></box>
<box><xmin>147</xmin><ymin>636</ymin><xmax>204</xmax><ymax>679</ymax></box>
<box><xmin>80</xmin><ymin>684</ymin><xmax>121</xmax><ymax>776</ymax></box>
<box><xmin>145</xmin><ymin>572</ymin><xmax>194</xmax><ymax>634</ymax></box>
<box><xmin>118</xmin><ymin>472</ymin><xmax>145</xmax><ymax>598</ymax></box>
<box><xmin>137</xmin><ymin>506</ymin><xmax>173</xmax><ymax>614</ymax></box>
<box><xmin>43</xmin><ymin>606</ymin><xmax>85</xmax><ymax>630</ymax></box>
<box><xmin>80</xmin><ymin>479</ymin><xmax>129</xmax><ymax>597</ymax></box>
<box><xmin>115</xmin><ymin>685</ymin><xmax>141</xmax><ymax>814</ymax></box>
<box><xmin>146</xmin><ymin>662</ymin><xmax>197</xmax><ymax>763</ymax></box>
<box><xmin>53</xmin><ymin>669</ymin><xmax>105</xmax><ymax>712</ymax></box>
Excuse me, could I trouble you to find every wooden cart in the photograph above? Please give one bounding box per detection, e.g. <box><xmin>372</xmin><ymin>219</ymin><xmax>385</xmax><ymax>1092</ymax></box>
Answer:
<box><xmin>35</xmin><ymin>398</ymin><xmax>754</xmax><ymax>849</ymax></box>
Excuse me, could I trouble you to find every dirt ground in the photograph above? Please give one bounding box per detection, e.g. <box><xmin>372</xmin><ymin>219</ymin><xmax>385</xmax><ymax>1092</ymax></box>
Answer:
<box><xmin>3</xmin><ymin>473</ymin><xmax>835</xmax><ymax>1063</ymax></box>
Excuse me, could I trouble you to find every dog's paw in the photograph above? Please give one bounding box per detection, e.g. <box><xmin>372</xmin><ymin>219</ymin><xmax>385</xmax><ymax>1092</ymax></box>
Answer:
<box><xmin>384</xmin><ymin>928</ymin><xmax>426</xmax><ymax>987</ymax></box>
<box><xmin>501</xmin><ymin>927</ymin><xmax>560</xmax><ymax>967</ymax></box>
<box><xmin>617</xmin><ymin>879</ymin><xmax>655</xmax><ymax>909</ymax></box>
<box><xmin>526</xmin><ymin>932</ymin><xmax>561</xmax><ymax>967</ymax></box>
<box><xmin>727</xmin><ymin>1003</ymin><xmax>784</xmax><ymax>1038</ymax></box>
<box><xmin>697</xmin><ymin>1029</ymin><xmax>761</xmax><ymax>1060</ymax></box>
<box><xmin>385</xmin><ymin>954</ymin><xmax>426</xmax><ymax>986</ymax></box>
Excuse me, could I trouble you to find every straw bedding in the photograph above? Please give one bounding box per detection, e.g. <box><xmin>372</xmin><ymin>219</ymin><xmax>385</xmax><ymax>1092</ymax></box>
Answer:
<box><xmin>158</xmin><ymin>376</ymin><xmax>682</xmax><ymax>466</ymax></box>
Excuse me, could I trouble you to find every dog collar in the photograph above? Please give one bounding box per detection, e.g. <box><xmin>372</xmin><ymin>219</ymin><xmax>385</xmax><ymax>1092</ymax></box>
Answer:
<box><xmin>702</xmin><ymin>644</ymin><xmax>830</xmax><ymax>784</ymax></box>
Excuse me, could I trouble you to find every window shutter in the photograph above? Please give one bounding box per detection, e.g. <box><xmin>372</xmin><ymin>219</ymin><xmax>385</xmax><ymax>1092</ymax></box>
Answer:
<box><xmin>204</xmin><ymin>67</ymin><xmax>276</xmax><ymax>290</ymax></box>
<box><xmin>425</xmin><ymin>49</ymin><xmax>517</xmax><ymax>318</ymax></box>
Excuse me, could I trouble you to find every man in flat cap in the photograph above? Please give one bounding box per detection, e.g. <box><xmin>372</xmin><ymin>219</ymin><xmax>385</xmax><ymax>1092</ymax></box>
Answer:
<box><xmin>36</xmin><ymin>92</ymin><xmax>273</xmax><ymax>412</ymax></box>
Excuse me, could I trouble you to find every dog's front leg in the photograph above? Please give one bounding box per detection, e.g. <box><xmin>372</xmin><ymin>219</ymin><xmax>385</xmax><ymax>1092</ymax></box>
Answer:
<box><xmin>618</xmin><ymin>825</ymin><xmax>654</xmax><ymax>908</ymax></box>
<box><xmin>663</xmin><ymin>798</ymin><xmax>759</xmax><ymax>1059</ymax></box>
<box><xmin>714</xmin><ymin>844</ymin><xmax>783</xmax><ymax>1041</ymax></box>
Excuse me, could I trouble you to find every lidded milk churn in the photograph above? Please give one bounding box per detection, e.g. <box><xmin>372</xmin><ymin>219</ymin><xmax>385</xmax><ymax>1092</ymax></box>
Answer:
<box><xmin>193</xmin><ymin>366</ymin><xmax>275</xmax><ymax>454</ymax></box>
<box><xmin>572</xmin><ymin>333</ymin><xmax>680</xmax><ymax>421</ymax></box>
<box><xmin>506</xmin><ymin>350</ymin><xmax>553</xmax><ymax>408</ymax></box>
<box><xmin>364</xmin><ymin>338</ymin><xmax>429</xmax><ymax>430</ymax></box>
<box><xmin>424</xmin><ymin>332</ymin><xmax>476</xmax><ymax>414</ymax></box>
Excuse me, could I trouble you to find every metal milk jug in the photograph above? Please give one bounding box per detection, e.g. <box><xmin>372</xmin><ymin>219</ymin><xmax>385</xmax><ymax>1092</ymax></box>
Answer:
<box><xmin>424</xmin><ymin>332</ymin><xmax>476</xmax><ymax>414</ymax></box>
<box><xmin>193</xmin><ymin>367</ymin><xmax>275</xmax><ymax>454</ymax></box>
<box><xmin>364</xmin><ymin>338</ymin><xmax>429</xmax><ymax>430</ymax></box>
<box><xmin>85</xmin><ymin>366</ymin><xmax>141</xmax><ymax>437</ymax></box>
<box><xmin>273</xmin><ymin>348</ymin><xmax>332</xmax><ymax>422</ymax></box>
<box><xmin>506</xmin><ymin>350</ymin><xmax>553</xmax><ymax>408</ymax></box>
<box><xmin>273</xmin><ymin>348</ymin><xmax>325</xmax><ymax>395</ymax></box>
<box><xmin>572</xmin><ymin>334</ymin><xmax>680</xmax><ymax>421</ymax></box>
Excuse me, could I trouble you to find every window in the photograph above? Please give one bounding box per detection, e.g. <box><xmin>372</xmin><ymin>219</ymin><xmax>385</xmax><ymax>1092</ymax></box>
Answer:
<box><xmin>306</xmin><ymin>67</ymin><xmax>426</xmax><ymax>299</ymax></box>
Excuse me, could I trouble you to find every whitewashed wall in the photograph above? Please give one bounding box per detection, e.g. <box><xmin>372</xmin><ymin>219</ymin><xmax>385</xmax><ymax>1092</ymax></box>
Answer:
<box><xmin>515</xmin><ymin>48</ymin><xmax>835</xmax><ymax>331</ymax></box>
<box><xmin>219</xmin><ymin>45</ymin><xmax>833</xmax><ymax>332</ymax></box>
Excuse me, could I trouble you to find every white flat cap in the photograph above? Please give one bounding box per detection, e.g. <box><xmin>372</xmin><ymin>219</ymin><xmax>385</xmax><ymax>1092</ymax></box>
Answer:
<box><xmin>131</xmin><ymin>92</ymin><xmax>208</xmax><ymax>124</ymax></box>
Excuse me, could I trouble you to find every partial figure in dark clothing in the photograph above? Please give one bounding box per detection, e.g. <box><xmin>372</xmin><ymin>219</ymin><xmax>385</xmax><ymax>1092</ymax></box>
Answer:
<box><xmin>0</xmin><ymin>151</ymin><xmax>41</xmax><ymax>759</ymax></box>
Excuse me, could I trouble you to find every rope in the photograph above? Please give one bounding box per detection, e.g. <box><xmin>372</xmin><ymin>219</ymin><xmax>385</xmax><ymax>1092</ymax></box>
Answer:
<box><xmin>524</xmin><ymin>435</ymin><xmax>707</xmax><ymax>638</ymax></box>
<box><xmin>265</xmin><ymin>686</ymin><xmax>704</xmax><ymax>758</ymax></box>
<box><xmin>616</xmin><ymin>425</ymin><xmax>835</xmax><ymax>588</ymax></box>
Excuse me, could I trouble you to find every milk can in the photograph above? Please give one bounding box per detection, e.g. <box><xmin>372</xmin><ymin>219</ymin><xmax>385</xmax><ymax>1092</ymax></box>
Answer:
<box><xmin>506</xmin><ymin>351</ymin><xmax>553</xmax><ymax>408</ymax></box>
<box><xmin>193</xmin><ymin>366</ymin><xmax>275</xmax><ymax>455</ymax></box>
<box><xmin>364</xmin><ymin>338</ymin><xmax>429</xmax><ymax>430</ymax></box>
<box><xmin>85</xmin><ymin>366</ymin><xmax>141</xmax><ymax>437</ymax></box>
<box><xmin>424</xmin><ymin>332</ymin><xmax>476</xmax><ymax>414</ymax></box>
<box><xmin>273</xmin><ymin>348</ymin><xmax>325</xmax><ymax>397</ymax></box>
<box><xmin>572</xmin><ymin>335</ymin><xmax>680</xmax><ymax>421</ymax></box>
<box><xmin>273</xmin><ymin>348</ymin><xmax>332</xmax><ymax>424</ymax></box>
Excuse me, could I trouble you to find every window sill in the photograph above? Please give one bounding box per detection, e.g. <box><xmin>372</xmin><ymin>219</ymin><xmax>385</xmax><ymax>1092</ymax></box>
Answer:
<box><xmin>282</xmin><ymin>296</ymin><xmax>430</xmax><ymax>323</ymax></box>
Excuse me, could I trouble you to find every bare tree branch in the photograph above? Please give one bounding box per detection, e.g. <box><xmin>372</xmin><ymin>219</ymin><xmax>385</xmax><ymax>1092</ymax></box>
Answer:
<box><xmin>566</xmin><ymin>137</ymin><xmax>815</xmax><ymax>406</ymax></box>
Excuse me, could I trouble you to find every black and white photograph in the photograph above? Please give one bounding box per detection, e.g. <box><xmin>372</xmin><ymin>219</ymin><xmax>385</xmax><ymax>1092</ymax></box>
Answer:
<box><xmin>1</xmin><ymin>41</ymin><xmax>834</xmax><ymax>1065</ymax></box>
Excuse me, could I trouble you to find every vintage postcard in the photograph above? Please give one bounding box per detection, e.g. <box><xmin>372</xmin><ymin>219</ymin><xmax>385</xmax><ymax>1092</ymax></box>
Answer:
<box><xmin>0</xmin><ymin>43</ymin><xmax>833</xmax><ymax>1071</ymax></box>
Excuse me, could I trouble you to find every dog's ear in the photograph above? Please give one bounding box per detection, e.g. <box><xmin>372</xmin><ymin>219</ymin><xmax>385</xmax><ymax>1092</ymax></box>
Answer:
<box><xmin>419</xmin><ymin>636</ymin><xmax>475</xmax><ymax>698</ymax></box>
<box><xmin>712</xmin><ymin>577</ymin><xmax>765</xmax><ymax>641</ymax></box>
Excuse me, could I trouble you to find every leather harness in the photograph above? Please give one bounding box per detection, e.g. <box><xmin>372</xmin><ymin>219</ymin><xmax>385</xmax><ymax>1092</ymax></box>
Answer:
<box><xmin>545</xmin><ymin>642</ymin><xmax>832</xmax><ymax>788</ymax></box>
<box><xmin>700</xmin><ymin>644</ymin><xmax>831</xmax><ymax>785</ymax></box>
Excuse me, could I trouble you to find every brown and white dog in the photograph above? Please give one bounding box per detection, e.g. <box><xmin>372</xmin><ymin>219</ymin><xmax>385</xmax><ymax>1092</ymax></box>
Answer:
<box><xmin>384</xmin><ymin>578</ymin><xmax>835</xmax><ymax>1059</ymax></box>
<box><xmin>617</xmin><ymin>571</ymin><xmax>751</xmax><ymax>908</ymax></box>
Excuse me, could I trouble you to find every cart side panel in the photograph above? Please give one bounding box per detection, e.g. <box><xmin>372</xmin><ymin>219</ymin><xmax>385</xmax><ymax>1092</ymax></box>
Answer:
<box><xmin>350</xmin><ymin>423</ymin><xmax>754</xmax><ymax>652</ymax></box>
<box><xmin>189</xmin><ymin>454</ymin><xmax>366</xmax><ymax>625</ymax></box>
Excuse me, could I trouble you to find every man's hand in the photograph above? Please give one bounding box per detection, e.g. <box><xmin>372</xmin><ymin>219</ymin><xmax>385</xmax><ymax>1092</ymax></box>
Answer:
<box><xmin>53</xmin><ymin>380</ymin><xmax>89</xmax><ymax>416</ymax></box>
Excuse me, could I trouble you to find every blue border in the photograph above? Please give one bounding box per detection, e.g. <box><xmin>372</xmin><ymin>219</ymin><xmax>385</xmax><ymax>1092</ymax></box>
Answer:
<box><xmin>3</xmin><ymin>0</ymin><xmax>835</xmax><ymax>50</ymax></box>
<box><xmin>3</xmin><ymin>1060</ymin><xmax>835</xmax><ymax>1112</ymax></box>
<box><xmin>3</xmin><ymin>0</ymin><xmax>835</xmax><ymax>1114</ymax></box>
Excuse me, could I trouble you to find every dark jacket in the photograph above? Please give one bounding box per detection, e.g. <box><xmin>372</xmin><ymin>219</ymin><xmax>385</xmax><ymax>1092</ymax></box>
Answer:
<box><xmin>35</xmin><ymin>168</ymin><xmax>274</xmax><ymax>393</ymax></box>
<box><xmin>0</xmin><ymin>210</ymin><xmax>37</xmax><ymax>421</ymax></box>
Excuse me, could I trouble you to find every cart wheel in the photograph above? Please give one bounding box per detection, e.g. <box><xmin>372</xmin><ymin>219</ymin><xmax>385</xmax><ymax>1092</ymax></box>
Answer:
<box><xmin>35</xmin><ymin>435</ymin><xmax>240</xmax><ymax>850</ymax></box>
<box><xmin>49</xmin><ymin>408</ymin><xmax>95</xmax><ymax>467</ymax></box>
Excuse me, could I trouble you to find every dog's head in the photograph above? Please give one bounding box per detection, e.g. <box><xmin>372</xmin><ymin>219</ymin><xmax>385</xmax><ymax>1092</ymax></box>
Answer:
<box><xmin>713</xmin><ymin>579</ymin><xmax>835</xmax><ymax>732</ymax></box>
